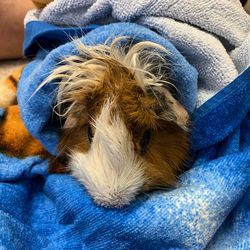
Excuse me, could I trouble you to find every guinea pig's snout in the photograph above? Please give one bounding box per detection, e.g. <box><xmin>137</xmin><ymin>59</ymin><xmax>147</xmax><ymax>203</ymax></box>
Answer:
<box><xmin>92</xmin><ymin>166</ymin><xmax>146</xmax><ymax>208</ymax></box>
<box><xmin>90</xmin><ymin>161</ymin><xmax>146</xmax><ymax>208</ymax></box>
<box><xmin>69</xmin><ymin>139</ymin><xmax>146</xmax><ymax>208</ymax></box>
<box><xmin>93</xmin><ymin>190</ymin><xmax>136</xmax><ymax>208</ymax></box>
<box><xmin>69</xmin><ymin>149</ymin><xmax>146</xmax><ymax>208</ymax></box>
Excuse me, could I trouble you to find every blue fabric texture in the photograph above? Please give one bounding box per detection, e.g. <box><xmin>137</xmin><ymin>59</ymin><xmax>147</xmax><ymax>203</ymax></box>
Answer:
<box><xmin>0</xmin><ymin>21</ymin><xmax>249</xmax><ymax>249</ymax></box>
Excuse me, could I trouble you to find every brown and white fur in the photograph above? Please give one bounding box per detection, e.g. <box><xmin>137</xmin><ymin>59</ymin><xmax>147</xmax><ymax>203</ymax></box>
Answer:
<box><xmin>42</xmin><ymin>37</ymin><xmax>190</xmax><ymax>208</ymax></box>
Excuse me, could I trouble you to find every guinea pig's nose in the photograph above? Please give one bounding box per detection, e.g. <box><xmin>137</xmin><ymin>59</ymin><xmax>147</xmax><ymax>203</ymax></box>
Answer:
<box><xmin>93</xmin><ymin>192</ymin><xmax>135</xmax><ymax>208</ymax></box>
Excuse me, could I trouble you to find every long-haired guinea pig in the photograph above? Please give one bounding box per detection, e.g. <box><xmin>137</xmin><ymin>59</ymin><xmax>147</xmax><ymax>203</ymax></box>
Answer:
<box><xmin>43</xmin><ymin>37</ymin><xmax>190</xmax><ymax>208</ymax></box>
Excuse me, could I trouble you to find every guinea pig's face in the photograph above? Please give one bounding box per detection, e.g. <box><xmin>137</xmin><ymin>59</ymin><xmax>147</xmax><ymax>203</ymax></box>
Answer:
<box><xmin>48</xmin><ymin>39</ymin><xmax>189</xmax><ymax>207</ymax></box>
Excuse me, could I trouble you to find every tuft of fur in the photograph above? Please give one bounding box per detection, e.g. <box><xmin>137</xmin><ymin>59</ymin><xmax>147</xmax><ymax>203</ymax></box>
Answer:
<box><xmin>39</xmin><ymin>37</ymin><xmax>172</xmax><ymax>118</ymax></box>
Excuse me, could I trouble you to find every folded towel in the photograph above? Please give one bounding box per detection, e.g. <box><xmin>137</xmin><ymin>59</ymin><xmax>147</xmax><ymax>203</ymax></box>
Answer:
<box><xmin>231</xmin><ymin>32</ymin><xmax>250</xmax><ymax>73</ymax></box>
<box><xmin>0</xmin><ymin>20</ymin><xmax>249</xmax><ymax>249</ymax></box>
<box><xmin>25</xmin><ymin>0</ymin><xmax>250</xmax><ymax>106</ymax></box>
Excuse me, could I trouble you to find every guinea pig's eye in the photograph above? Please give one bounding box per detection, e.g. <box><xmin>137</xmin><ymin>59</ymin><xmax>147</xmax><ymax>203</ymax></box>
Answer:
<box><xmin>140</xmin><ymin>129</ymin><xmax>151</xmax><ymax>156</ymax></box>
<box><xmin>88</xmin><ymin>125</ymin><xmax>93</xmax><ymax>143</ymax></box>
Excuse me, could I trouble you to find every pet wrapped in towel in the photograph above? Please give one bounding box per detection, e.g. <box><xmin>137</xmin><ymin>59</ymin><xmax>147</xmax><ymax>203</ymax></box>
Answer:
<box><xmin>0</xmin><ymin>18</ymin><xmax>249</xmax><ymax>249</ymax></box>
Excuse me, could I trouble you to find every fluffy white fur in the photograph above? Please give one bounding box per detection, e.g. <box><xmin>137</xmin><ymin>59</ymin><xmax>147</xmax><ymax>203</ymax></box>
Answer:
<box><xmin>69</xmin><ymin>99</ymin><xmax>146</xmax><ymax>208</ymax></box>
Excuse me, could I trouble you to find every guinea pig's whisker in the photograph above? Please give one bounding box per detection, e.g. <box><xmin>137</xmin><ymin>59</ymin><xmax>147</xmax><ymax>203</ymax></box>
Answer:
<box><xmin>141</xmin><ymin>192</ymin><xmax>151</xmax><ymax>198</ymax></box>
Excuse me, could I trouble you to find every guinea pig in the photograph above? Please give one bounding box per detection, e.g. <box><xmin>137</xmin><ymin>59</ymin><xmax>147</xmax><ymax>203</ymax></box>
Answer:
<box><xmin>44</xmin><ymin>37</ymin><xmax>190</xmax><ymax>208</ymax></box>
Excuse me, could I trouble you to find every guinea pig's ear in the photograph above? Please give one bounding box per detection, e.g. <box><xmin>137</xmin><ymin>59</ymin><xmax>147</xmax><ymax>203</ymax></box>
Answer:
<box><xmin>153</xmin><ymin>86</ymin><xmax>189</xmax><ymax>129</ymax></box>
<box><xmin>63</xmin><ymin>115</ymin><xmax>78</xmax><ymax>129</ymax></box>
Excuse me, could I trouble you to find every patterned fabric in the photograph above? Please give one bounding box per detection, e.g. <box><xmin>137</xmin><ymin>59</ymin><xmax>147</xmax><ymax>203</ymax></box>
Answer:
<box><xmin>0</xmin><ymin>66</ymin><xmax>65</xmax><ymax>171</ymax></box>
<box><xmin>0</xmin><ymin>66</ymin><xmax>22</xmax><ymax>108</ymax></box>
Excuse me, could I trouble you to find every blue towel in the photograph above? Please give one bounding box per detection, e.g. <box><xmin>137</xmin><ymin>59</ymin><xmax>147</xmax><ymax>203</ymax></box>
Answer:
<box><xmin>0</xmin><ymin>21</ymin><xmax>249</xmax><ymax>249</ymax></box>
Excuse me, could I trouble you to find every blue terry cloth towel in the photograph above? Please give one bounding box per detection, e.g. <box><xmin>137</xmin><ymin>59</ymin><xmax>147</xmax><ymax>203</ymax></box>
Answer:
<box><xmin>0</xmin><ymin>21</ymin><xmax>249</xmax><ymax>249</ymax></box>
